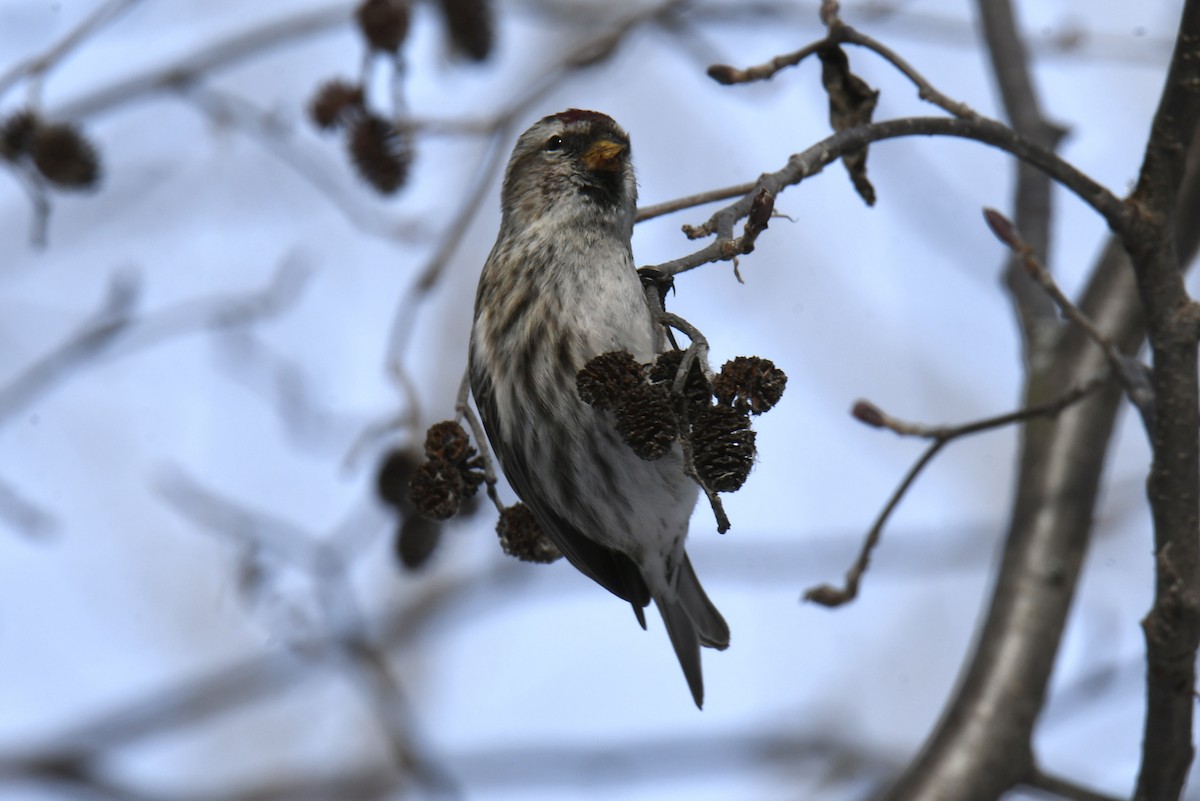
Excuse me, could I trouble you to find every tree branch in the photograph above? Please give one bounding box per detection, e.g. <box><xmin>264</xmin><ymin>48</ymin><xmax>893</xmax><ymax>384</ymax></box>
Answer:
<box><xmin>805</xmin><ymin>379</ymin><xmax>1102</xmax><ymax>608</ymax></box>
<box><xmin>883</xmin><ymin>5</ymin><xmax>1200</xmax><ymax>793</ymax></box>
<box><xmin>644</xmin><ymin>115</ymin><xmax>1130</xmax><ymax>278</ymax></box>
<box><xmin>1126</xmin><ymin>1</ymin><xmax>1200</xmax><ymax>797</ymax></box>
<box><xmin>974</xmin><ymin>0</ymin><xmax>1066</xmax><ymax>359</ymax></box>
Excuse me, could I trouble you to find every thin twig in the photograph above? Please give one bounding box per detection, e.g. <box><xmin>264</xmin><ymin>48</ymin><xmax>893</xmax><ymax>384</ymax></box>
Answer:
<box><xmin>182</xmin><ymin>85</ymin><xmax>425</xmax><ymax>244</ymax></box>
<box><xmin>0</xmin><ymin>272</ymin><xmax>138</xmax><ymax>422</ymax></box>
<box><xmin>707</xmin><ymin>19</ymin><xmax>976</xmax><ymax>119</ymax></box>
<box><xmin>0</xmin><ymin>476</ymin><xmax>56</xmax><ymax>539</ymax></box>
<box><xmin>983</xmin><ymin>207</ymin><xmax>1155</xmax><ymax>429</ymax></box>
<box><xmin>1023</xmin><ymin>768</ymin><xmax>1125</xmax><ymax>801</ymax></box>
<box><xmin>975</xmin><ymin>0</ymin><xmax>1065</xmax><ymax>357</ymax></box>
<box><xmin>804</xmin><ymin>377</ymin><xmax>1105</xmax><ymax>607</ymax></box>
<box><xmin>656</xmin><ymin>311</ymin><xmax>730</xmax><ymax>533</ymax></box>
<box><xmin>644</xmin><ymin>116</ymin><xmax>1131</xmax><ymax>278</ymax></box>
<box><xmin>456</xmin><ymin>369</ymin><xmax>504</xmax><ymax>514</ymax></box>
<box><xmin>54</xmin><ymin>4</ymin><xmax>352</xmax><ymax>121</ymax></box>
<box><xmin>0</xmin><ymin>261</ymin><xmax>310</xmax><ymax>426</ymax></box>
<box><xmin>635</xmin><ymin>181</ymin><xmax>757</xmax><ymax>223</ymax></box>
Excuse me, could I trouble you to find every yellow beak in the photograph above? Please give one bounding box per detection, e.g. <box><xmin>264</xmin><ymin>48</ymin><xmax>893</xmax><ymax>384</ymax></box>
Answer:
<box><xmin>580</xmin><ymin>138</ymin><xmax>626</xmax><ymax>172</ymax></box>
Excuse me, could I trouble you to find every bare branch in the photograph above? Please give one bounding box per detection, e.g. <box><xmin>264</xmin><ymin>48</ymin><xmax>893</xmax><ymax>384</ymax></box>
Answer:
<box><xmin>1024</xmin><ymin>768</ymin><xmax>1126</xmax><ymax>801</ymax></box>
<box><xmin>983</xmin><ymin>207</ymin><xmax>1156</xmax><ymax>427</ymax></box>
<box><xmin>975</xmin><ymin>0</ymin><xmax>1066</xmax><ymax>356</ymax></box>
<box><xmin>655</xmin><ymin>311</ymin><xmax>730</xmax><ymax>533</ymax></box>
<box><xmin>54</xmin><ymin>4</ymin><xmax>352</xmax><ymax>121</ymax></box>
<box><xmin>0</xmin><ymin>271</ymin><xmax>138</xmax><ymax>423</ymax></box>
<box><xmin>635</xmin><ymin>181</ymin><xmax>757</xmax><ymax>223</ymax></box>
<box><xmin>805</xmin><ymin>378</ymin><xmax>1103</xmax><ymax>607</ymax></box>
<box><xmin>1127</xmin><ymin>1</ymin><xmax>1200</xmax><ymax>796</ymax></box>
<box><xmin>0</xmin><ymin>260</ymin><xmax>309</xmax><ymax>436</ymax></box>
<box><xmin>645</xmin><ymin>115</ymin><xmax>1130</xmax><ymax>278</ymax></box>
<box><xmin>0</xmin><ymin>0</ymin><xmax>144</xmax><ymax>102</ymax></box>
<box><xmin>708</xmin><ymin>19</ymin><xmax>976</xmax><ymax>119</ymax></box>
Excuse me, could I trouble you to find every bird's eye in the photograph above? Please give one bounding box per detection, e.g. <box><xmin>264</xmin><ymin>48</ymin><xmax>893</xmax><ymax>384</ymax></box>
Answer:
<box><xmin>544</xmin><ymin>135</ymin><xmax>563</xmax><ymax>152</ymax></box>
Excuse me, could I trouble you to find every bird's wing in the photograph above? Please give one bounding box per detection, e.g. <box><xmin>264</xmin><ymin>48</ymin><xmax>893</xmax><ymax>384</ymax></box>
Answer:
<box><xmin>471</xmin><ymin>368</ymin><xmax>651</xmax><ymax>616</ymax></box>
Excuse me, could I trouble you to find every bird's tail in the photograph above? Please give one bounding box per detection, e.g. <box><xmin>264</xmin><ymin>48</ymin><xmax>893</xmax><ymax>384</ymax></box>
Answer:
<box><xmin>656</xmin><ymin>553</ymin><xmax>729</xmax><ymax>708</ymax></box>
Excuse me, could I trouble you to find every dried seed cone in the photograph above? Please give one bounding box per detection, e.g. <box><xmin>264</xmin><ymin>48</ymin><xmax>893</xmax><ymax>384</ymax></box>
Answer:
<box><xmin>309</xmin><ymin>79</ymin><xmax>364</xmax><ymax>131</ymax></box>
<box><xmin>376</xmin><ymin>448</ymin><xmax>420</xmax><ymax>509</ymax></box>
<box><xmin>497</xmin><ymin>503</ymin><xmax>561</xmax><ymax>563</ymax></box>
<box><xmin>0</xmin><ymin>109</ymin><xmax>38</xmax><ymax>161</ymax></box>
<box><xmin>395</xmin><ymin>515</ymin><xmax>442</xmax><ymax>569</ymax></box>
<box><xmin>615</xmin><ymin>383</ymin><xmax>678</xmax><ymax>461</ymax></box>
<box><xmin>30</xmin><ymin>123</ymin><xmax>101</xmax><ymax>189</ymax></box>
<box><xmin>356</xmin><ymin>0</ymin><xmax>411</xmax><ymax>53</ymax></box>
<box><xmin>409</xmin><ymin>457</ymin><xmax>464</xmax><ymax>520</ymax></box>
<box><xmin>713</xmin><ymin>356</ymin><xmax>787</xmax><ymax>415</ymax></box>
<box><xmin>649</xmin><ymin>349</ymin><xmax>713</xmax><ymax>420</ymax></box>
<box><xmin>577</xmin><ymin>350</ymin><xmax>645</xmax><ymax>410</ymax></box>
<box><xmin>436</xmin><ymin>0</ymin><xmax>494</xmax><ymax>61</ymax></box>
<box><xmin>348</xmin><ymin>113</ymin><xmax>413</xmax><ymax>195</ymax></box>
<box><xmin>424</xmin><ymin>420</ymin><xmax>472</xmax><ymax>462</ymax></box>
<box><xmin>692</xmin><ymin>405</ymin><xmax>756</xmax><ymax>492</ymax></box>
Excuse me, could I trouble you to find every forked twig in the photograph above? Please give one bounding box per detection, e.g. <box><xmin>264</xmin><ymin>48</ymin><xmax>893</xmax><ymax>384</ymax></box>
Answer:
<box><xmin>805</xmin><ymin>376</ymin><xmax>1105</xmax><ymax>607</ymax></box>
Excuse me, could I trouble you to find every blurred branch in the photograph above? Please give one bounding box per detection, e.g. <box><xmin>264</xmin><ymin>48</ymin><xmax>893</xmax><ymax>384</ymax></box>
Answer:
<box><xmin>182</xmin><ymin>86</ymin><xmax>425</xmax><ymax>244</ymax></box>
<box><xmin>0</xmin><ymin>0</ymin><xmax>144</xmax><ymax>103</ymax></box>
<box><xmin>0</xmin><ymin>261</ymin><xmax>309</xmax><ymax>537</ymax></box>
<box><xmin>0</xmin><ymin>477</ymin><xmax>55</xmax><ymax>539</ymax></box>
<box><xmin>975</xmin><ymin>0</ymin><xmax>1066</xmax><ymax>358</ymax></box>
<box><xmin>805</xmin><ymin>378</ymin><xmax>1103</xmax><ymax>607</ymax></box>
<box><xmin>1024</xmin><ymin>769</ymin><xmax>1125</xmax><ymax>801</ymax></box>
<box><xmin>156</xmin><ymin>467</ymin><xmax>458</xmax><ymax>797</ymax></box>
<box><xmin>54</xmin><ymin>4</ymin><xmax>351</xmax><ymax>121</ymax></box>
<box><xmin>0</xmin><ymin>271</ymin><xmax>138</xmax><ymax>423</ymax></box>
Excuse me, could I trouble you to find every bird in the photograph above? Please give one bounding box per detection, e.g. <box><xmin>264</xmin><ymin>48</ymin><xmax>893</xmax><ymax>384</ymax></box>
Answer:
<box><xmin>468</xmin><ymin>109</ymin><xmax>729</xmax><ymax>707</ymax></box>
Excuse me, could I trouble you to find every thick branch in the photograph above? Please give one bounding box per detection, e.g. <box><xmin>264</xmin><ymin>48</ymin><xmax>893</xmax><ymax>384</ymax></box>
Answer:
<box><xmin>884</xmin><ymin>19</ymin><xmax>1200</xmax><ymax>793</ymax></box>
<box><xmin>1128</xmin><ymin>1</ymin><xmax>1200</xmax><ymax>798</ymax></box>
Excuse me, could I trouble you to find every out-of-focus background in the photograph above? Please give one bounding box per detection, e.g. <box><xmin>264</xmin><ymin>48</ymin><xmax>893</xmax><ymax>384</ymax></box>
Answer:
<box><xmin>0</xmin><ymin>1</ymin><xmax>1190</xmax><ymax>799</ymax></box>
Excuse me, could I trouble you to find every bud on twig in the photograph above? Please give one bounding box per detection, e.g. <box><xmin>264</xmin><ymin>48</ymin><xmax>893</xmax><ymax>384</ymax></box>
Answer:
<box><xmin>851</xmin><ymin>399</ymin><xmax>888</xmax><ymax>428</ymax></box>
<box><xmin>706</xmin><ymin>64</ymin><xmax>740</xmax><ymax>85</ymax></box>
<box><xmin>982</xmin><ymin>206</ymin><xmax>1022</xmax><ymax>250</ymax></box>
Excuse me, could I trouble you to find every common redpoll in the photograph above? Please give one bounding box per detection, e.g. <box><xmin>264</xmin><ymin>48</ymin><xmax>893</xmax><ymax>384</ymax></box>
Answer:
<box><xmin>469</xmin><ymin>109</ymin><xmax>729</xmax><ymax>707</ymax></box>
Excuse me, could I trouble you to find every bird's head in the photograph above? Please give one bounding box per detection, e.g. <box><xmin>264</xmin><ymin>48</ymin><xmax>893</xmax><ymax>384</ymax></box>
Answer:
<box><xmin>500</xmin><ymin>109</ymin><xmax>637</xmax><ymax>232</ymax></box>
